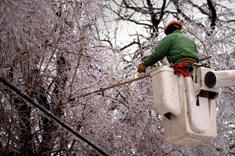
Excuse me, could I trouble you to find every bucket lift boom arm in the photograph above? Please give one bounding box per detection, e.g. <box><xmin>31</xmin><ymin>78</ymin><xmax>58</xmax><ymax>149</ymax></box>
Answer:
<box><xmin>204</xmin><ymin>70</ymin><xmax>235</xmax><ymax>88</ymax></box>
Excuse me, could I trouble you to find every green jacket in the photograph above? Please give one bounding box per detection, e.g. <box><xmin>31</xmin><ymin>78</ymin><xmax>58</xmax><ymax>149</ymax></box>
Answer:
<box><xmin>144</xmin><ymin>31</ymin><xmax>199</xmax><ymax>66</ymax></box>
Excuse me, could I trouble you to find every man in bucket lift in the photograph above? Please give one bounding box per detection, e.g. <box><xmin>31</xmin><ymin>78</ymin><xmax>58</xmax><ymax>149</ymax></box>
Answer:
<box><xmin>138</xmin><ymin>20</ymin><xmax>200</xmax><ymax>75</ymax></box>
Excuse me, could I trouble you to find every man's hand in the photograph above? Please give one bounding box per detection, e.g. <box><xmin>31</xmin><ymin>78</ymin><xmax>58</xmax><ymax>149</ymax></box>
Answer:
<box><xmin>138</xmin><ymin>63</ymin><xmax>147</xmax><ymax>73</ymax></box>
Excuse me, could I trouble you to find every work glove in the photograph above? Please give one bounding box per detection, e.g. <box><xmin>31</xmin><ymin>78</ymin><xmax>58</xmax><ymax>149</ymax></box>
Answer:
<box><xmin>138</xmin><ymin>63</ymin><xmax>147</xmax><ymax>73</ymax></box>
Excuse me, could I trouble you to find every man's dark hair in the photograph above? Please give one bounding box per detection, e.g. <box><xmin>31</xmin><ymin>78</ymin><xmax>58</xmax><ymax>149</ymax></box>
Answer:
<box><xmin>166</xmin><ymin>24</ymin><xmax>181</xmax><ymax>34</ymax></box>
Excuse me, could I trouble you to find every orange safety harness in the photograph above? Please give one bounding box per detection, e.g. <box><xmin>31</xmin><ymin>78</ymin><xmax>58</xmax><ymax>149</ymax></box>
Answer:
<box><xmin>174</xmin><ymin>64</ymin><xmax>189</xmax><ymax>77</ymax></box>
<box><xmin>173</xmin><ymin>60</ymin><xmax>196</xmax><ymax>77</ymax></box>
<box><xmin>173</xmin><ymin>60</ymin><xmax>210</xmax><ymax>98</ymax></box>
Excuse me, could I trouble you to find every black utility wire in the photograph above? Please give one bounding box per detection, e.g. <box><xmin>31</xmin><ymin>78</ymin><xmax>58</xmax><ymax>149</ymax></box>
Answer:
<box><xmin>0</xmin><ymin>76</ymin><xmax>109</xmax><ymax>156</ymax></box>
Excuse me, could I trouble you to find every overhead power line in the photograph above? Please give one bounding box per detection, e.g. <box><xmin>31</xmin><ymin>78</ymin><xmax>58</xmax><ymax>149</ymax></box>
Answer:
<box><xmin>0</xmin><ymin>76</ymin><xmax>109</xmax><ymax>156</ymax></box>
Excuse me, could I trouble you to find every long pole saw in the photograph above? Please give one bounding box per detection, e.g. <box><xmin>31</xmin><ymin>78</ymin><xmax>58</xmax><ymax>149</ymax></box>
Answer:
<box><xmin>0</xmin><ymin>76</ymin><xmax>109</xmax><ymax>156</ymax></box>
<box><xmin>81</xmin><ymin>56</ymin><xmax>212</xmax><ymax>97</ymax></box>
<box><xmin>83</xmin><ymin>74</ymin><xmax>150</xmax><ymax>97</ymax></box>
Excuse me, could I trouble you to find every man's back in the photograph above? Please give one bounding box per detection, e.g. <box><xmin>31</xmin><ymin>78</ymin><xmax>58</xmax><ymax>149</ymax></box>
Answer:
<box><xmin>144</xmin><ymin>31</ymin><xmax>199</xmax><ymax>66</ymax></box>
<box><xmin>166</xmin><ymin>31</ymin><xmax>199</xmax><ymax>64</ymax></box>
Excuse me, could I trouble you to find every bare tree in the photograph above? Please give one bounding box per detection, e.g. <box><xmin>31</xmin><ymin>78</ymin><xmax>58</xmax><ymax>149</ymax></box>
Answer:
<box><xmin>0</xmin><ymin>0</ymin><xmax>117</xmax><ymax>155</ymax></box>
